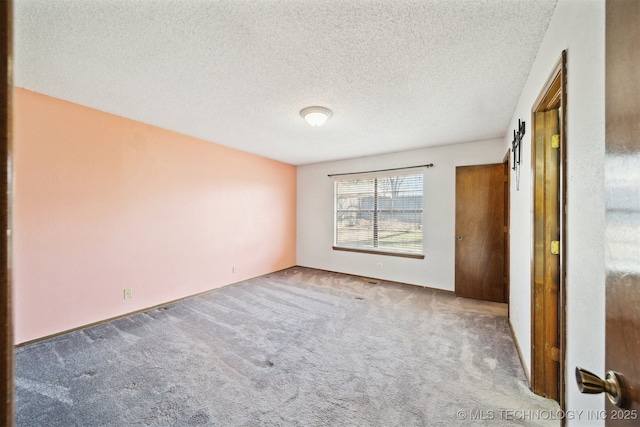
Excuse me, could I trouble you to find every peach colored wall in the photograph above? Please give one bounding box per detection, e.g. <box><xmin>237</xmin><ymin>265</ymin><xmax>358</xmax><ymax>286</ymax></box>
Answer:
<box><xmin>13</xmin><ymin>88</ymin><xmax>297</xmax><ymax>344</ymax></box>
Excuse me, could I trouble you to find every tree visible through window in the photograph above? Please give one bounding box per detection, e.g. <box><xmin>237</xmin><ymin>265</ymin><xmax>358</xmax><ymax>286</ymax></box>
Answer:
<box><xmin>334</xmin><ymin>171</ymin><xmax>423</xmax><ymax>255</ymax></box>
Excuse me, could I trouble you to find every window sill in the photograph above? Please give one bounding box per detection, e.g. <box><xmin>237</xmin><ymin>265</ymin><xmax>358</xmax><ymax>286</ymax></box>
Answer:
<box><xmin>332</xmin><ymin>246</ymin><xmax>425</xmax><ymax>259</ymax></box>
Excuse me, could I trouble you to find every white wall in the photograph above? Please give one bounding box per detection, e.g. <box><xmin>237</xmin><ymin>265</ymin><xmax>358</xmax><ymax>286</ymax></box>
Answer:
<box><xmin>504</xmin><ymin>0</ymin><xmax>605</xmax><ymax>423</ymax></box>
<box><xmin>297</xmin><ymin>139</ymin><xmax>504</xmax><ymax>289</ymax></box>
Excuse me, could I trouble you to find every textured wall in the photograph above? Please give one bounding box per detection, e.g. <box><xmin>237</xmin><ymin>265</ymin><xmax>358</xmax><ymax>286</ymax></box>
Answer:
<box><xmin>13</xmin><ymin>88</ymin><xmax>297</xmax><ymax>344</ymax></box>
<box><xmin>297</xmin><ymin>139</ymin><xmax>505</xmax><ymax>290</ymax></box>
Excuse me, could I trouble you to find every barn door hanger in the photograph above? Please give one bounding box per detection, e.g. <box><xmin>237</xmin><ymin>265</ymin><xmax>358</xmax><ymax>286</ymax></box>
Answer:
<box><xmin>512</xmin><ymin>119</ymin><xmax>525</xmax><ymax>171</ymax></box>
<box><xmin>512</xmin><ymin>119</ymin><xmax>525</xmax><ymax>190</ymax></box>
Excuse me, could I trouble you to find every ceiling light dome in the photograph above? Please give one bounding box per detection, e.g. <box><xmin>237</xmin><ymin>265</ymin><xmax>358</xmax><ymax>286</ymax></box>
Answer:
<box><xmin>300</xmin><ymin>106</ymin><xmax>332</xmax><ymax>127</ymax></box>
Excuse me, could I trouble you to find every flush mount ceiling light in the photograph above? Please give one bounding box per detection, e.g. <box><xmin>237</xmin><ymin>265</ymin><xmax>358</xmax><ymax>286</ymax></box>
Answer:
<box><xmin>300</xmin><ymin>106</ymin><xmax>332</xmax><ymax>127</ymax></box>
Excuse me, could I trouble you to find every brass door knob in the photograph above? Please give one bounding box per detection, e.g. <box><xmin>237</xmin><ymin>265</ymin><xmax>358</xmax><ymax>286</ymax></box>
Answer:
<box><xmin>575</xmin><ymin>367</ymin><xmax>625</xmax><ymax>407</ymax></box>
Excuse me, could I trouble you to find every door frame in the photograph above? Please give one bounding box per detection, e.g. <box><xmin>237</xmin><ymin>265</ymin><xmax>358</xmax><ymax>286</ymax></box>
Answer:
<box><xmin>530</xmin><ymin>51</ymin><xmax>567</xmax><ymax>407</ymax></box>
<box><xmin>1</xmin><ymin>0</ymin><xmax>13</xmax><ymax>424</ymax></box>
<box><xmin>503</xmin><ymin>150</ymin><xmax>511</xmax><ymax>309</ymax></box>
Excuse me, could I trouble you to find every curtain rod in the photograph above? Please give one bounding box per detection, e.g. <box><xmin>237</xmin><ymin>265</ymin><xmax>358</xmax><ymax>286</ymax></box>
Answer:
<box><xmin>327</xmin><ymin>164</ymin><xmax>434</xmax><ymax>178</ymax></box>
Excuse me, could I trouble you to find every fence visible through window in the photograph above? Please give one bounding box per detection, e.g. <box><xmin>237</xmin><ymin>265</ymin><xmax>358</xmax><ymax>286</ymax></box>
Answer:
<box><xmin>334</xmin><ymin>172</ymin><xmax>423</xmax><ymax>255</ymax></box>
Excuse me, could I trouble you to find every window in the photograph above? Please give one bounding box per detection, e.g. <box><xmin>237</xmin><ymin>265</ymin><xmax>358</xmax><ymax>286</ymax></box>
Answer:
<box><xmin>333</xmin><ymin>170</ymin><xmax>424</xmax><ymax>258</ymax></box>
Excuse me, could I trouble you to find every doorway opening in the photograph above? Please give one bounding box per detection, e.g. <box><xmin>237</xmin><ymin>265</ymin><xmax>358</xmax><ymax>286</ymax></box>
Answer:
<box><xmin>531</xmin><ymin>51</ymin><xmax>566</xmax><ymax>407</ymax></box>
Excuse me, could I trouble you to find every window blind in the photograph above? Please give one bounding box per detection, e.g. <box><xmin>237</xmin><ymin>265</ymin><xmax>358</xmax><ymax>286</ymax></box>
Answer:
<box><xmin>334</xmin><ymin>171</ymin><xmax>424</xmax><ymax>255</ymax></box>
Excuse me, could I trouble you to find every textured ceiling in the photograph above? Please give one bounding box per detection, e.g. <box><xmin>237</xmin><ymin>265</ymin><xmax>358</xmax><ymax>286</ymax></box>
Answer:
<box><xmin>15</xmin><ymin>0</ymin><xmax>558</xmax><ymax>165</ymax></box>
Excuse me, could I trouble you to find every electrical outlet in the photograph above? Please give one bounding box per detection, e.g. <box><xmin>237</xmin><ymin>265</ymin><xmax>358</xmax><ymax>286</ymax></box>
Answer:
<box><xmin>232</xmin><ymin>266</ymin><xmax>237</xmax><ymax>273</ymax></box>
<box><xmin>124</xmin><ymin>288</ymin><xmax>132</xmax><ymax>299</ymax></box>
<box><xmin>377</xmin><ymin>263</ymin><xmax>383</xmax><ymax>270</ymax></box>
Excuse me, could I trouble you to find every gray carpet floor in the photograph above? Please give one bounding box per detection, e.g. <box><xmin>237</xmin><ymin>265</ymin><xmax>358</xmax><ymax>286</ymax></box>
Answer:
<box><xmin>16</xmin><ymin>267</ymin><xmax>559</xmax><ymax>426</ymax></box>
